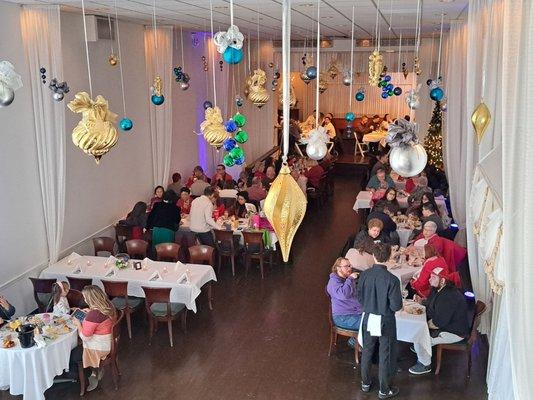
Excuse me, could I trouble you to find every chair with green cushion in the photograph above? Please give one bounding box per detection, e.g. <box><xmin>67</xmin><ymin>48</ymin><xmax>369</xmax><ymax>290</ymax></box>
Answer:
<box><xmin>29</xmin><ymin>277</ymin><xmax>56</xmax><ymax>312</ymax></box>
<box><xmin>141</xmin><ymin>286</ymin><xmax>187</xmax><ymax>347</ymax></box>
<box><xmin>101</xmin><ymin>280</ymin><xmax>143</xmax><ymax>339</ymax></box>
<box><xmin>151</xmin><ymin>227</ymin><xmax>176</xmax><ymax>250</ymax></box>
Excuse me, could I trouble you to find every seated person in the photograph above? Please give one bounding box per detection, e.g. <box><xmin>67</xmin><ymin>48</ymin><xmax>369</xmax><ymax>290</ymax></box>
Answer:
<box><xmin>147</xmin><ymin>191</ymin><xmax>181</xmax><ymax>246</ymax></box>
<box><xmin>247</xmin><ymin>177</ymin><xmax>267</xmax><ymax>202</ymax></box>
<box><xmin>212</xmin><ymin>187</ymin><xmax>226</xmax><ymax>219</ymax></box>
<box><xmin>122</xmin><ymin>201</ymin><xmax>148</xmax><ymax>239</ymax></box>
<box><xmin>407</xmin><ymin>176</ymin><xmax>432</xmax><ymax>208</ymax></box>
<box><xmin>354</xmin><ymin>218</ymin><xmax>390</xmax><ymax>248</ymax></box>
<box><xmin>410</xmin><ymin>244</ymin><xmax>449</xmax><ymax>298</ymax></box>
<box><xmin>0</xmin><ymin>295</ymin><xmax>15</xmax><ymax>326</ymax></box>
<box><xmin>147</xmin><ymin>185</ymin><xmax>164</xmax><ymax>212</ymax></box>
<box><xmin>186</xmin><ymin>165</ymin><xmax>210</xmax><ymax>187</ymax></box>
<box><xmin>232</xmin><ymin>191</ymin><xmax>250</xmax><ymax>219</ymax></box>
<box><xmin>322</xmin><ymin>113</ymin><xmax>336</xmax><ymax>139</ymax></box>
<box><xmin>353</xmin><ymin>115</ymin><xmax>374</xmax><ymax>141</ymax></box>
<box><xmin>326</xmin><ymin>257</ymin><xmax>363</xmax><ymax>347</ymax></box>
<box><xmin>52</xmin><ymin>281</ymin><xmax>71</xmax><ymax>315</ymax></box>
<box><xmin>410</xmin><ymin>221</ymin><xmax>467</xmax><ymax>272</ymax></box>
<box><xmin>366</xmin><ymin>167</ymin><xmax>396</xmax><ymax>193</ymax></box>
<box><xmin>408</xmin><ymin>267</ymin><xmax>469</xmax><ymax>375</ymax></box>
<box><xmin>190</xmin><ymin>176</ymin><xmax>211</xmax><ymax>197</ymax></box>
<box><xmin>421</xmin><ymin>203</ymin><xmax>445</xmax><ymax>234</ymax></box>
<box><xmin>305</xmin><ymin>160</ymin><xmax>325</xmax><ymax>189</ymax></box>
<box><xmin>167</xmin><ymin>172</ymin><xmax>182</xmax><ymax>194</ymax></box>
<box><xmin>380</xmin><ymin>188</ymin><xmax>400</xmax><ymax>215</ymax></box>
<box><xmin>367</xmin><ymin>200</ymin><xmax>397</xmax><ymax>238</ymax></box>
<box><xmin>262</xmin><ymin>166</ymin><xmax>277</xmax><ymax>190</ymax></box>
<box><xmin>176</xmin><ymin>187</ymin><xmax>192</xmax><ymax>215</ymax></box>
<box><xmin>349</xmin><ymin>239</ymin><xmax>375</xmax><ymax>271</ymax></box>
<box><xmin>370</xmin><ymin>150</ymin><xmax>390</xmax><ymax>176</ymax></box>
<box><xmin>211</xmin><ymin>164</ymin><xmax>233</xmax><ymax>187</ymax></box>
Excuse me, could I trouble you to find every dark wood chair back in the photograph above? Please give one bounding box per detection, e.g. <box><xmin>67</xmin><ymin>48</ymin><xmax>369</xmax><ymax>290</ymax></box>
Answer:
<box><xmin>66</xmin><ymin>289</ymin><xmax>87</xmax><ymax>308</ymax></box>
<box><xmin>155</xmin><ymin>243</ymin><xmax>181</xmax><ymax>262</ymax></box>
<box><xmin>468</xmin><ymin>300</ymin><xmax>487</xmax><ymax>345</ymax></box>
<box><xmin>110</xmin><ymin>309</ymin><xmax>124</xmax><ymax>357</ymax></box>
<box><xmin>242</xmin><ymin>231</ymin><xmax>265</xmax><ymax>254</ymax></box>
<box><xmin>115</xmin><ymin>224</ymin><xmax>133</xmax><ymax>253</ymax></box>
<box><xmin>67</xmin><ymin>276</ymin><xmax>93</xmax><ymax>291</ymax></box>
<box><xmin>93</xmin><ymin>236</ymin><xmax>115</xmax><ymax>256</ymax></box>
<box><xmin>188</xmin><ymin>245</ymin><xmax>215</xmax><ymax>265</ymax></box>
<box><xmin>125</xmin><ymin>239</ymin><xmax>149</xmax><ymax>259</ymax></box>
<box><xmin>326</xmin><ymin>294</ymin><xmax>360</xmax><ymax>364</ymax></box>
<box><xmin>101</xmin><ymin>280</ymin><xmax>128</xmax><ymax>298</ymax></box>
<box><xmin>213</xmin><ymin>229</ymin><xmax>236</xmax><ymax>253</ymax></box>
<box><xmin>142</xmin><ymin>286</ymin><xmax>172</xmax><ymax>308</ymax></box>
<box><xmin>29</xmin><ymin>277</ymin><xmax>57</xmax><ymax>312</ymax></box>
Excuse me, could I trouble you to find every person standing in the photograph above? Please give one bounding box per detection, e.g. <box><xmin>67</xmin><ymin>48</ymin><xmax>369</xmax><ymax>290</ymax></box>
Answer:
<box><xmin>189</xmin><ymin>186</ymin><xmax>222</xmax><ymax>247</ymax></box>
<box><xmin>357</xmin><ymin>243</ymin><xmax>402</xmax><ymax>399</ymax></box>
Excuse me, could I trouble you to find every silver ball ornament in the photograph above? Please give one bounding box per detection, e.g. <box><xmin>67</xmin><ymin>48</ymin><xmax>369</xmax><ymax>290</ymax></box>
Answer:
<box><xmin>389</xmin><ymin>144</ymin><xmax>427</xmax><ymax>177</ymax></box>
<box><xmin>306</xmin><ymin>141</ymin><xmax>328</xmax><ymax>160</ymax></box>
<box><xmin>0</xmin><ymin>83</ymin><xmax>15</xmax><ymax>107</ymax></box>
<box><xmin>180</xmin><ymin>82</ymin><xmax>190</xmax><ymax>91</ymax></box>
<box><xmin>52</xmin><ymin>92</ymin><xmax>64</xmax><ymax>102</ymax></box>
<box><xmin>342</xmin><ymin>75</ymin><xmax>352</xmax><ymax>86</ymax></box>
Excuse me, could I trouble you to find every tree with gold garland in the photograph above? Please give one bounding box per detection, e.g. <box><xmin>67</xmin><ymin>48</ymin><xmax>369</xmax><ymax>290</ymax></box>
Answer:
<box><xmin>423</xmin><ymin>100</ymin><xmax>444</xmax><ymax>171</ymax></box>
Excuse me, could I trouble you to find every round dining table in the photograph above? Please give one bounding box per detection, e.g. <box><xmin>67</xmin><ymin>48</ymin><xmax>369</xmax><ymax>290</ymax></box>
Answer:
<box><xmin>0</xmin><ymin>314</ymin><xmax>78</xmax><ymax>400</ymax></box>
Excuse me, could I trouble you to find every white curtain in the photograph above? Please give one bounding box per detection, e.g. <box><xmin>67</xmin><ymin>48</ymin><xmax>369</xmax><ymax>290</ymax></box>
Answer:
<box><xmin>144</xmin><ymin>26</ymin><xmax>173</xmax><ymax>187</ymax></box>
<box><xmin>20</xmin><ymin>5</ymin><xmax>65</xmax><ymax>264</ymax></box>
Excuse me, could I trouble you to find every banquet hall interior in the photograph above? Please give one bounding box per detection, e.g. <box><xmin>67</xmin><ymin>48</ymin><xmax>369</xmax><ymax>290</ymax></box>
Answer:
<box><xmin>0</xmin><ymin>0</ymin><xmax>530</xmax><ymax>399</ymax></box>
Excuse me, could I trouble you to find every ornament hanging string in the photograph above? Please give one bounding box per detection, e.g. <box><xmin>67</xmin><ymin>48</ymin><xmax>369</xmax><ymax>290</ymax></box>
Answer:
<box><xmin>230</xmin><ymin>0</ymin><xmax>234</xmax><ymax>26</ymax></box>
<box><xmin>436</xmin><ymin>13</ymin><xmax>444</xmax><ymax>80</ymax></box>
<box><xmin>397</xmin><ymin>30</ymin><xmax>402</xmax><ymax>117</ymax></box>
<box><xmin>247</xmin><ymin>32</ymin><xmax>252</xmax><ymax>74</ymax></box>
<box><xmin>180</xmin><ymin>25</ymin><xmax>185</xmax><ymax>71</ymax></box>
<box><xmin>107</xmin><ymin>14</ymin><xmax>115</xmax><ymax>56</ymax></box>
<box><xmin>348</xmin><ymin>3</ymin><xmax>355</xmax><ymax>110</ymax></box>
<box><xmin>429</xmin><ymin>32</ymin><xmax>435</xmax><ymax>77</ymax></box>
<box><xmin>114</xmin><ymin>0</ymin><xmax>127</xmax><ymax>117</ymax></box>
<box><xmin>209</xmin><ymin>0</ymin><xmax>217</xmax><ymax>107</ymax></box>
<box><xmin>480</xmin><ymin>2</ymin><xmax>493</xmax><ymax>101</ymax></box>
<box><xmin>374</xmin><ymin>0</ymin><xmax>381</xmax><ymax>52</ymax></box>
<box><xmin>281</xmin><ymin>0</ymin><xmax>291</xmax><ymax>162</ymax></box>
<box><xmin>388</xmin><ymin>0</ymin><xmax>393</xmax><ymax>31</ymax></box>
<box><xmin>80</xmin><ymin>0</ymin><xmax>93</xmax><ymax>98</ymax></box>
<box><xmin>256</xmin><ymin>2</ymin><xmax>260</xmax><ymax>68</ymax></box>
<box><xmin>152</xmin><ymin>0</ymin><xmax>160</xmax><ymax>77</ymax></box>
<box><xmin>314</xmin><ymin>0</ymin><xmax>321</xmax><ymax>129</ymax></box>
<box><xmin>414</xmin><ymin>0</ymin><xmax>421</xmax><ymax>66</ymax></box>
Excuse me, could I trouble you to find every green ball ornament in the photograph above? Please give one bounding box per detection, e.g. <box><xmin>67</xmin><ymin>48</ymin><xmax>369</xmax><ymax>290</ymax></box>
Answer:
<box><xmin>378</xmin><ymin>81</ymin><xmax>386</xmax><ymax>88</ymax></box>
<box><xmin>223</xmin><ymin>154</ymin><xmax>235</xmax><ymax>167</ymax></box>
<box><xmin>235</xmin><ymin>130</ymin><xmax>249</xmax><ymax>144</ymax></box>
<box><xmin>230</xmin><ymin>146</ymin><xmax>244</xmax><ymax>159</ymax></box>
<box><xmin>387</xmin><ymin>90</ymin><xmax>394</xmax><ymax>96</ymax></box>
<box><xmin>233</xmin><ymin>113</ymin><xmax>246</xmax><ymax>127</ymax></box>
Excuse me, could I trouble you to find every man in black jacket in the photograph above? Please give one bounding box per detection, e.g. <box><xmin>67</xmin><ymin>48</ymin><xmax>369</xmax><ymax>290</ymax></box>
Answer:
<box><xmin>357</xmin><ymin>243</ymin><xmax>403</xmax><ymax>399</ymax></box>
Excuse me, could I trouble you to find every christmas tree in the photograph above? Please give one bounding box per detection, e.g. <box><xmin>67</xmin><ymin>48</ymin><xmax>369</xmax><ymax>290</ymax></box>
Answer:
<box><xmin>424</xmin><ymin>101</ymin><xmax>444</xmax><ymax>171</ymax></box>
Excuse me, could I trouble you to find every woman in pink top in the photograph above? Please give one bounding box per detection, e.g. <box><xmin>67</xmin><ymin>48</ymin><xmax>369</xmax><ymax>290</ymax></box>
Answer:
<box><xmin>71</xmin><ymin>285</ymin><xmax>117</xmax><ymax>392</ymax></box>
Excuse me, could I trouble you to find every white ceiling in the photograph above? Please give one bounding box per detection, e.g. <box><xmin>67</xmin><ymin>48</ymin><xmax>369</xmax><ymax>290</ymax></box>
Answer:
<box><xmin>4</xmin><ymin>0</ymin><xmax>469</xmax><ymax>39</ymax></box>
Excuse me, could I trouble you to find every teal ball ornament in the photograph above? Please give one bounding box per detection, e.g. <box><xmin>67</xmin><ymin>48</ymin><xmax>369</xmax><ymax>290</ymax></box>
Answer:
<box><xmin>151</xmin><ymin>94</ymin><xmax>165</xmax><ymax>105</ymax></box>
<box><xmin>355</xmin><ymin>92</ymin><xmax>365</xmax><ymax>102</ymax></box>
<box><xmin>430</xmin><ymin>87</ymin><xmax>444</xmax><ymax>101</ymax></box>
<box><xmin>306</xmin><ymin>66</ymin><xmax>317</xmax><ymax>80</ymax></box>
<box><xmin>119</xmin><ymin>118</ymin><xmax>133</xmax><ymax>131</ymax></box>
<box><xmin>223</xmin><ymin>47</ymin><xmax>243</xmax><ymax>64</ymax></box>
<box><xmin>345</xmin><ymin>112</ymin><xmax>355</xmax><ymax>122</ymax></box>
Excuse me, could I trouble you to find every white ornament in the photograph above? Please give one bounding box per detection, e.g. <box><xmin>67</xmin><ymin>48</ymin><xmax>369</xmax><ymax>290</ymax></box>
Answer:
<box><xmin>213</xmin><ymin>25</ymin><xmax>244</xmax><ymax>54</ymax></box>
<box><xmin>389</xmin><ymin>144</ymin><xmax>427</xmax><ymax>177</ymax></box>
<box><xmin>301</xmin><ymin>125</ymin><xmax>329</xmax><ymax>161</ymax></box>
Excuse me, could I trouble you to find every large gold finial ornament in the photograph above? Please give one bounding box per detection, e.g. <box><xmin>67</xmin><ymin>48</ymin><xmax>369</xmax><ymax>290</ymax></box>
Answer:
<box><xmin>279</xmin><ymin>76</ymin><xmax>297</xmax><ymax>109</ymax></box>
<box><xmin>67</xmin><ymin>92</ymin><xmax>118</xmax><ymax>164</ymax></box>
<box><xmin>263</xmin><ymin>165</ymin><xmax>307</xmax><ymax>262</ymax></box>
<box><xmin>200</xmin><ymin>106</ymin><xmax>230</xmax><ymax>149</ymax></box>
<box><xmin>368</xmin><ymin>50</ymin><xmax>383</xmax><ymax>86</ymax></box>
<box><xmin>245</xmin><ymin>68</ymin><xmax>270</xmax><ymax>108</ymax></box>
<box><xmin>471</xmin><ymin>102</ymin><xmax>491</xmax><ymax>144</ymax></box>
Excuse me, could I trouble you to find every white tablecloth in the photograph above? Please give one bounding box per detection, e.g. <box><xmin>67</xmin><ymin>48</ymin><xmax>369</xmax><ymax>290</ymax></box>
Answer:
<box><xmin>0</xmin><ymin>315</ymin><xmax>78</xmax><ymax>400</ymax></box>
<box><xmin>396</xmin><ymin>301</ymin><xmax>432</xmax><ymax>356</ymax></box>
<box><xmin>40</xmin><ymin>255</ymin><xmax>217</xmax><ymax>313</ymax></box>
<box><xmin>353</xmin><ymin>191</ymin><xmax>373</xmax><ymax>211</ymax></box>
<box><xmin>397</xmin><ymin>228</ymin><xmax>413</xmax><ymax>248</ymax></box>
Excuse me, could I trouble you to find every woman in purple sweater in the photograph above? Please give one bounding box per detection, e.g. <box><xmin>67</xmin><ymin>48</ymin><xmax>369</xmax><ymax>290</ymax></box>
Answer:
<box><xmin>326</xmin><ymin>257</ymin><xmax>363</xmax><ymax>346</ymax></box>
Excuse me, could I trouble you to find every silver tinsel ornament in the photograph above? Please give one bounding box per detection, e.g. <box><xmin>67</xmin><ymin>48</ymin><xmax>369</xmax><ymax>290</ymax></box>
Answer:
<box><xmin>342</xmin><ymin>75</ymin><xmax>352</xmax><ymax>86</ymax></box>
<box><xmin>52</xmin><ymin>92</ymin><xmax>64</xmax><ymax>102</ymax></box>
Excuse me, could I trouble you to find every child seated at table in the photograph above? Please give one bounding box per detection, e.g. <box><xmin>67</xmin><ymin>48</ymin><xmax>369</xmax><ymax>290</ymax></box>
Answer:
<box><xmin>52</xmin><ymin>281</ymin><xmax>71</xmax><ymax>316</ymax></box>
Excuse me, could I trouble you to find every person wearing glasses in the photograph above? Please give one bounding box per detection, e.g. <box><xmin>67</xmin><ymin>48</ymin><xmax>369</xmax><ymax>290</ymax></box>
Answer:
<box><xmin>326</xmin><ymin>257</ymin><xmax>362</xmax><ymax>348</ymax></box>
<box><xmin>211</xmin><ymin>164</ymin><xmax>233</xmax><ymax>187</ymax></box>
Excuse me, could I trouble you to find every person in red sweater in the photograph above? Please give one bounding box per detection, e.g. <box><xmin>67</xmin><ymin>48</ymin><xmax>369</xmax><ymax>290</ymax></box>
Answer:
<box><xmin>410</xmin><ymin>244</ymin><xmax>449</xmax><ymax>298</ymax></box>
<box><xmin>211</xmin><ymin>164</ymin><xmax>233</xmax><ymax>186</ymax></box>
<box><xmin>176</xmin><ymin>187</ymin><xmax>192</xmax><ymax>215</ymax></box>
<box><xmin>305</xmin><ymin>160</ymin><xmax>325</xmax><ymax>189</ymax></box>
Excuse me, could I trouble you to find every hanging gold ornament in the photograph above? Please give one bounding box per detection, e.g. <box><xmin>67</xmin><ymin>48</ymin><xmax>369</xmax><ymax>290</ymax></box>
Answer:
<box><xmin>368</xmin><ymin>50</ymin><xmax>383</xmax><ymax>86</ymax></box>
<box><xmin>414</xmin><ymin>56</ymin><xmax>422</xmax><ymax>76</ymax></box>
<box><xmin>279</xmin><ymin>76</ymin><xmax>297</xmax><ymax>108</ymax></box>
<box><xmin>245</xmin><ymin>68</ymin><xmax>270</xmax><ymax>108</ymax></box>
<box><xmin>67</xmin><ymin>92</ymin><xmax>118</xmax><ymax>164</ymax></box>
<box><xmin>318</xmin><ymin>72</ymin><xmax>328</xmax><ymax>93</ymax></box>
<box><xmin>108</xmin><ymin>54</ymin><xmax>118</xmax><ymax>66</ymax></box>
<box><xmin>471</xmin><ymin>102</ymin><xmax>491</xmax><ymax>144</ymax></box>
<box><xmin>200</xmin><ymin>106</ymin><xmax>230</xmax><ymax>148</ymax></box>
<box><xmin>263</xmin><ymin>164</ymin><xmax>307</xmax><ymax>262</ymax></box>
<box><xmin>327</xmin><ymin>60</ymin><xmax>339</xmax><ymax>79</ymax></box>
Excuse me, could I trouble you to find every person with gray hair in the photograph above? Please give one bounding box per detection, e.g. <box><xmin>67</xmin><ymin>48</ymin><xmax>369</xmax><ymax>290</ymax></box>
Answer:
<box><xmin>407</xmin><ymin>176</ymin><xmax>432</xmax><ymax>208</ymax></box>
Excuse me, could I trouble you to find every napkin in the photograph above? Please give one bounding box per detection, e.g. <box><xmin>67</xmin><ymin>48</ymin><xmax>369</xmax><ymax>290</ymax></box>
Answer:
<box><xmin>69</xmin><ymin>252</ymin><xmax>82</xmax><ymax>260</ymax></box>
<box><xmin>367</xmin><ymin>313</ymin><xmax>382</xmax><ymax>337</ymax></box>
<box><xmin>174</xmin><ymin>261</ymin><xmax>185</xmax><ymax>272</ymax></box>
<box><xmin>34</xmin><ymin>331</ymin><xmax>46</xmax><ymax>348</ymax></box>
<box><xmin>148</xmin><ymin>271</ymin><xmax>162</xmax><ymax>282</ymax></box>
<box><xmin>142</xmin><ymin>257</ymin><xmax>152</xmax><ymax>269</ymax></box>
<box><xmin>105</xmin><ymin>267</ymin><xmax>117</xmax><ymax>278</ymax></box>
<box><xmin>177</xmin><ymin>272</ymin><xmax>190</xmax><ymax>285</ymax></box>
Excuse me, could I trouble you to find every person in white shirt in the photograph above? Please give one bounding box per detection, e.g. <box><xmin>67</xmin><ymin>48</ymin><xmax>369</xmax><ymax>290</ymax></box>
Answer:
<box><xmin>52</xmin><ymin>281</ymin><xmax>71</xmax><ymax>315</ymax></box>
<box><xmin>189</xmin><ymin>186</ymin><xmax>222</xmax><ymax>247</ymax></box>
<box><xmin>322</xmin><ymin>113</ymin><xmax>336</xmax><ymax>139</ymax></box>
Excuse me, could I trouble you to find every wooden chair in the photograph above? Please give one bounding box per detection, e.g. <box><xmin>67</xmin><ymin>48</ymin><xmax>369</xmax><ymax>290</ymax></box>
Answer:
<box><xmin>155</xmin><ymin>243</ymin><xmax>181</xmax><ymax>262</ymax></box>
<box><xmin>115</xmin><ymin>224</ymin><xmax>133</xmax><ymax>253</ymax></box>
<box><xmin>93</xmin><ymin>237</ymin><xmax>115</xmax><ymax>256</ymax></box>
<box><xmin>101</xmin><ymin>280</ymin><xmax>143</xmax><ymax>339</ymax></box>
<box><xmin>66</xmin><ymin>289</ymin><xmax>87</xmax><ymax>309</ymax></box>
<box><xmin>141</xmin><ymin>286</ymin><xmax>187</xmax><ymax>347</ymax></box>
<box><xmin>307</xmin><ymin>173</ymin><xmax>328</xmax><ymax>208</ymax></box>
<box><xmin>29</xmin><ymin>277</ymin><xmax>56</xmax><ymax>312</ymax></box>
<box><xmin>242</xmin><ymin>230</ymin><xmax>272</xmax><ymax>279</ymax></box>
<box><xmin>67</xmin><ymin>276</ymin><xmax>93</xmax><ymax>292</ymax></box>
<box><xmin>125</xmin><ymin>239</ymin><xmax>149</xmax><ymax>259</ymax></box>
<box><xmin>327</xmin><ymin>294</ymin><xmax>360</xmax><ymax>364</ymax></box>
<box><xmin>188</xmin><ymin>245</ymin><xmax>215</xmax><ymax>310</ymax></box>
<box><xmin>213</xmin><ymin>229</ymin><xmax>240</xmax><ymax>276</ymax></box>
<box><xmin>78</xmin><ymin>310</ymin><xmax>124</xmax><ymax>396</ymax></box>
<box><xmin>435</xmin><ymin>300</ymin><xmax>487</xmax><ymax>377</ymax></box>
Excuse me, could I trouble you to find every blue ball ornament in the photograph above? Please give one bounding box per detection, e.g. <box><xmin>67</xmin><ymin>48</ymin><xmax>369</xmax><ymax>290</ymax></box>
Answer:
<box><xmin>222</xmin><ymin>138</ymin><xmax>237</xmax><ymax>152</ymax></box>
<box><xmin>151</xmin><ymin>95</ymin><xmax>165</xmax><ymax>105</ymax></box>
<box><xmin>345</xmin><ymin>112</ymin><xmax>355</xmax><ymax>122</ymax></box>
<box><xmin>385</xmin><ymin>83</ymin><xmax>394</xmax><ymax>92</ymax></box>
<box><xmin>223</xmin><ymin>47</ymin><xmax>243</xmax><ymax>64</ymax></box>
<box><xmin>393</xmin><ymin>87</ymin><xmax>403</xmax><ymax>96</ymax></box>
<box><xmin>306</xmin><ymin>66</ymin><xmax>317</xmax><ymax>80</ymax></box>
<box><xmin>119</xmin><ymin>118</ymin><xmax>133</xmax><ymax>131</ymax></box>
<box><xmin>224</xmin><ymin>120</ymin><xmax>238</xmax><ymax>133</ymax></box>
<box><xmin>234</xmin><ymin>156</ymin><xmax>245</xmax><ymax>166</ymax></box>
<box><xmin>381</xmin><ymin>92</ymin><xmax>389</xmax><ymax>99</ymax></box>
<box><xmin>430</xmin><ymin>87</ymin><xmax>445</xmax><ymax>101</ymax></box>
<box><xmin>384</xmin><ymin>75</ymin><xmax>392</xmax><ymax>82</ymax></box>
<box><xmin>355</xmin><ymin>92</ymin><xmax>365</xmax><ymax>102</ymax></box>
<box><xmin>203</xmin><ymin>101</ymin><xmax>213</xmax><ymax>110</ymax></box>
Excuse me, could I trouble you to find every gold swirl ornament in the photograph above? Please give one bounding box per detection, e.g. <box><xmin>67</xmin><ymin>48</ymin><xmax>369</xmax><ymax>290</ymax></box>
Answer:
<box><xmin>471</xmin><ymin>102</ymin><xmax>491</xmax><ymax>144</ymax></box>
<box><xmin>67</xmin><ymin>92</ymin><xmax>118</xmax><ymax>164</ymax></box>
<box><xmin>318</xmin><ymin>72</ymin><xmax>328</xmax><ymax>93</ymax></box>
<box><xmin>263</xmin><ymin>165</ymin><xmax>307</xmax><ymax>262</ymax></box>
<box><xmin>368</xmin><ymin>50</ymin><xmax>383</xmax><ymax>87</ymax></box>
<box><xmin>246</xmin><ymin>69</ymin><xmax>270</xmax><ymax>108</ymax></box>
<box><xmin>200</xmin><ymin>106</ymin><xmax>230</xmax><ymax>149</ymax></box>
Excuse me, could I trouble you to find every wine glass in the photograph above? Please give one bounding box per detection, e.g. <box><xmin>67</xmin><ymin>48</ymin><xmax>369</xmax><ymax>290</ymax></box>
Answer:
<box><xmin>401</xmin><ymin>289</ymin><xmax>409</xmax><ymax>300</ymax></box>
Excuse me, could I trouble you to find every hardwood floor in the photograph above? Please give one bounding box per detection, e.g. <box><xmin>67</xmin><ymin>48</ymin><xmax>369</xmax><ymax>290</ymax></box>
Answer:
<box><xmin>8</xmin><ymin>173</ymin><xmax>488</xmax><ymax>400</ymax></box>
